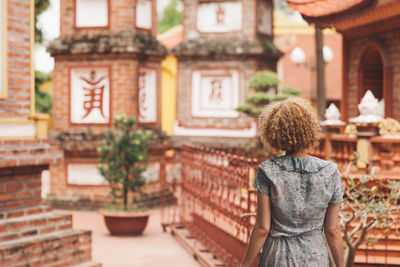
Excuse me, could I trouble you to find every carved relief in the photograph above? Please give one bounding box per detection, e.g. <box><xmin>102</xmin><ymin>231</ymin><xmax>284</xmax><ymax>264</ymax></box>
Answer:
<box><xmin>138</xmin><ymin>68</ymin><xmax>157</xmax><ymax>123</ymax></box>
<box><xmin>191</xmin><ymin>69</ymin><xmax>239</xmax><ymax>118</ymax></box>
<box><xmin>70</xmin><ymin>67</ymin><xmax>110</xmax><ymax>124</ymax></box>
<box><xmin>197</xmin><ymin>2</ymin><xmax>242</xmax><ymax>32</ymax></box>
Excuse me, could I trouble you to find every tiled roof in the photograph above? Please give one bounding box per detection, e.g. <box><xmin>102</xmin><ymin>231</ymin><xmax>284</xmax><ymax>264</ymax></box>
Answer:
<box><xmin>335</xmin><ymin>1</ymin><xmax>400</xmax><ymax>30</ymax></box>
<box><xmin>287</xmin><ymin>0</ymin><xmax>378</xmax><ymax>27</ymax></box>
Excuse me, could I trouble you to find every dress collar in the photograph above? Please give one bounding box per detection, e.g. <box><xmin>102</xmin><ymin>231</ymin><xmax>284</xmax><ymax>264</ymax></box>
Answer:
<box><xmin>270</xmin><ymin>155</ymin><xmax>330</xmax><ymax>173</ymax></box>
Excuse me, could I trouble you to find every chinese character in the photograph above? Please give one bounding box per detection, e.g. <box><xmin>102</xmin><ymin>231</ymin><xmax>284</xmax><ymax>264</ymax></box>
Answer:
<box><xmin>80</xmin><ymin>70</ymin><xmax>106</xmax><ymax>119</ymax></box>
<box><xmin>216</xmin><ymin>5</ymin><xmax>225</xmax><ymax>25</ymax></box>
<box><xmin>209</xmin><ymin>79</ymin><xmax>223</xmax><ymax>102</ymax></box>
<box><xmin>138</xmin><ymin>71</ymin><xmax>147</xmax><ymax>120</ymax></box>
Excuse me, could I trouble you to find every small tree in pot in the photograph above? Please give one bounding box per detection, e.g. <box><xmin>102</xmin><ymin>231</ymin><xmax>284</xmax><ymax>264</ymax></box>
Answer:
<box><xmin>98</xmin><ymin>114</ymin><xmax>152</xmax><ymax>235</ymax></box>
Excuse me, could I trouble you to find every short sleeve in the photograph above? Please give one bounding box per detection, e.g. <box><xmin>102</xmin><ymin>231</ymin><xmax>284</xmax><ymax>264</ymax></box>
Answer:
<box><xmin>328</xmin><ymin>167</ymin><xmax>344</xmax><ymax>206</ymax></box>
<box><xmin>253</xmin><ymin>167</ymin><xmax>271</xmax><ymax>197</ymax></box>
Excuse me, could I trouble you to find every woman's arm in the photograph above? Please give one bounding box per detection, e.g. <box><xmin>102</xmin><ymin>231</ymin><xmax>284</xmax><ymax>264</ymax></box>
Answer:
<box><xmin>324</xmin><ymin>204</ymin><xmax>344</xmax><ymax>267</ymax></box>
<box><xmin>240</xmin><ymin>192</ymin><xmax>271</xmax><ymax>267</ymax></box>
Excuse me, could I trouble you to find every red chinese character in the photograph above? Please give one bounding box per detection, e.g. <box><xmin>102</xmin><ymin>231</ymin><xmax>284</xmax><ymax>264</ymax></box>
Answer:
<box><xmin>216</xmin><ymin>5</ymin><xmax>225</xmax><ymax>24</ymax></box>
<box><xmin>138</xmin><ymin>72</ymin><xmax>147</xmax><ymax>120</ymax></box>
<box><xmin>79</xmin><ymin>70</ymin><xmax>106</xmax><ymax>119</ymax></box>
<box><xmin>209</xmin><ymin>79</ymin><xmax>223</xmax><ymax>102</ymax></box>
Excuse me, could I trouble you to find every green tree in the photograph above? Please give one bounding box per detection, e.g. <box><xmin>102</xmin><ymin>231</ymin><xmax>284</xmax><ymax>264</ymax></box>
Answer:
<box><xmin>236</xmin><ymin>71</ymin><xmax>300</xmax><ymax>116</ymax></box>
<box><xmin>158</xmin><ymin>0</ymin><xmax>182</xmax><ymax>34</ymax></box>
<box><xmin>98</xmin><ymin>115</ymin><xmax>153</xmax><ymax>211</ymax></box>
<box><xmin>35</xmin><ymin>0</ymin><xmax>50</xmax><ymax>44</ymax></box>
<box><xmin>35</xmin><ymin>70</ymin><xmax>52</xmax><ymax>114</ymax></box>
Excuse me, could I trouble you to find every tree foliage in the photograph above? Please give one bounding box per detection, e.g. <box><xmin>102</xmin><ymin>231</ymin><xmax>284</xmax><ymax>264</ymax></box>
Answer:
<box><xmin>98</xmin><ymin>115</ymin><xmax>153</xmax><ymax>211</ymax></box>
<box><xmin>35</xmin><ymin>70</ymin><xmax>52</xmax><ymax>114</ymax></box>
<box><xmin>35</xmin><ymin>0</ymin><xmax>50</xmax><ymax>43</ymax></box>
<box><xmin>340</xmin><ymin>159</ymin><xmax>400</xmax><ymax>267</ymax></box>
<box><xmin>236</xmin><ymin>71</ymin><xmax>301</xmax><ymax>117</ymax></box>
<box><xmin>158</xmin><ymin>0</ymin><xmax>182</xmax><ymax>34</ymax></box>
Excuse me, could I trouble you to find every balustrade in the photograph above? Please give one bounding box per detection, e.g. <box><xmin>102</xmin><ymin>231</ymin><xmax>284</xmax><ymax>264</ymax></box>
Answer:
<box><xmin>162</xmin><ymin>138</ymin><xmax>400</xmax><ymax>266</ymax></box>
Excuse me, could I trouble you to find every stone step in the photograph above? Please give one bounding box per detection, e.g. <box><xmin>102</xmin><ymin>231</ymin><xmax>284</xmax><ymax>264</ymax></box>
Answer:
<box><xmin>72</xmin><ymin>261</ymin><xmax>102</xmax><ymax>267</ymax></box>
<box><xmin>0</xmin><ymin>228</ymin><xmax>93</xmax><ymax>267</ymax></box>
<box><xmin>354</xmin><ymin>254</ymin><xmax>400</xmax><ymax>265</ymax></box>
<box><xmin>0</xmin><ymin>211</ymin><xmax>72</xmax><ymax>242</ymax></box>
<box><xmin>0</xmin><ymin>204</ymin><xmax>52</xmax><ymax>220</ymax></box>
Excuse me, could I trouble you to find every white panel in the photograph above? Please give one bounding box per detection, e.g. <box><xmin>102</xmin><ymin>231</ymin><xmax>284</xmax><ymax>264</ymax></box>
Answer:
<box><xmin>192</xmin><ymin>69</ymin><xmax>239</xmax><ymax>118</ymax></box>
<box><xmin>70</xmin><ymin>67</ymin><xmax>110</xmax><ymax>124</ymax></box>
<box><xmin>142</xmin><ymin>162</ymin><xmax>160</xmax><ymax>182</ymax></box>
<box><xmin>0</xmin><ymin>124</ymin><xmax>36</xmax><ymax>137</ymax></box>
<box><xmin>67</xmin><ymin>163</ymin><xmax>108</xmax><ymax>185</ymax></box>
<box><xmin>257</xmin><ymin>1</ymin><xmax>272</xmax><ymax>35</ymax></box>
<box><xmin>76</xmin><ymin>0</ymin><xmax>108</xmax><ymax>27</ymax></box>
<box><xmin>138</xmin><ymin>68</ymin><xmax>157</xmax><ymax>123</ymax></box>
<box><xmin>0</xmin><ymin>0</ymin><xmax>6</xmax><ymax>96</ymax></box>
<box><xmin>197</xmin><ymin>2</ymin><xmax>242</xmax><ymax>33</ymax></box>
<box><xmin>173</xmin><ymin>121</ymin><xmax>257</xmax><ymax>137</ymax></box>
<box><xmin>136</xmin><ymin>0</ymin><xmax>152</xmax><ymax>29</ymax></box>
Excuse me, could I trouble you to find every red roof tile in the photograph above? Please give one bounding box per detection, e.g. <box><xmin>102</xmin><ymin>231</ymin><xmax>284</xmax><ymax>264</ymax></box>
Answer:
<box><xmin>287</xmin><ymin>0</ymin><xmax>378</xmax><ymax>27</ymax></box>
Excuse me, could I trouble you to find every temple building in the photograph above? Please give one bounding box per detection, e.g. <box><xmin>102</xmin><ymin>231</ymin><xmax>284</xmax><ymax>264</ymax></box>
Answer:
<box><xmin>170</xmin><ymin>0</ymin><xmax>282</xmax><ymax>145</ymax></box>
<box><xmin>159</xmin><ymin>11</ymin><xmax>343</xmax><ymax>136</ymax></box>
<box><xmin>288</xmin><ymin>0</ymin><xmax>400</xmax><ymax>122</ymax></box>
<box><xmin>47</xmin><ymin>0</ymin><xmax>167</xmax><ymax>208</ymax></box>
<box><xmin>0</xmin><ymin>0</ymin><xmax>97</xmax><ymax>266</ymax></box>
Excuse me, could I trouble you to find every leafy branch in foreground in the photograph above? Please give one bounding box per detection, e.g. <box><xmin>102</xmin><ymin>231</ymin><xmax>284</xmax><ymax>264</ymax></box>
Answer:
<box><xmin>340</xmin><ymin>161</ymin><xmax>400</xmax><ymax>267</ymax></box>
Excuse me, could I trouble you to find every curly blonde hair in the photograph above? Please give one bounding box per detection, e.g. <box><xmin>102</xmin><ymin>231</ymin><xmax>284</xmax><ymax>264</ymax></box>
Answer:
<box><xmin>258</xmin><ymin>97</ymin><xmax>320</xmax><ymax>154</ymax></box>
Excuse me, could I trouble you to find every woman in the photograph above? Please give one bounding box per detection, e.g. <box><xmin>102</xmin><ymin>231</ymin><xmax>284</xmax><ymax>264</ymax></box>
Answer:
<box><xmin>240</xmin><ymin>98</ymin><xmax>344</xmax><ymax>267</ymax></box>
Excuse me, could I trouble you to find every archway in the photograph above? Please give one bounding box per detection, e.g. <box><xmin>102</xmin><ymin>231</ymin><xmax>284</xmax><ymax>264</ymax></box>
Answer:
<box><xmin>357</xmin><ymin>42</ymin><xmax>392</xmax><ymax>117</ymax></box>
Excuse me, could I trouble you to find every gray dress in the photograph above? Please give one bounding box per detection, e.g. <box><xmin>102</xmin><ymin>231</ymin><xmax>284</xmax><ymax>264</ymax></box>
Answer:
<box><xmin>253</xmin><ymin>155</ymin><xmax>344</xmax><ymax>267</ymax></box>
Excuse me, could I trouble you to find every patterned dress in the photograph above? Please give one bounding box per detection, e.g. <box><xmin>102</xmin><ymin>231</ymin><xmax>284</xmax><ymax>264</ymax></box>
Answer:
<box><xmin>253</xmin><ymin>155</ymin><xmax>344</xmax><ymax>267</ymax></box>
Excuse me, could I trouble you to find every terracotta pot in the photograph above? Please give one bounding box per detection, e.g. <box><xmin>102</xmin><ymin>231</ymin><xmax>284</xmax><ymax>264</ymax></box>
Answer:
<box><xmin>101</xmin><ymin>210</ymin><xmax>151</xmax><ymax>236</ymax></box>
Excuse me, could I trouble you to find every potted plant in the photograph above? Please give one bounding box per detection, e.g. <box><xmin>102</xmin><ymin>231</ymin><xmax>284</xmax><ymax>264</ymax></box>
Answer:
<box><xmin>97</xmin><ymin>114</ymin><xmax>153</xmax><ymax>235</ymax></box>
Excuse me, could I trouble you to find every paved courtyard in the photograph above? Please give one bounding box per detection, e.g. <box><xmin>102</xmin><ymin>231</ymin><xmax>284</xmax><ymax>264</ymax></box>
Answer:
<box><xmin>61</xmin><ymin>208</ymin><xmax>201</xmax><ymax>267</ymax></box>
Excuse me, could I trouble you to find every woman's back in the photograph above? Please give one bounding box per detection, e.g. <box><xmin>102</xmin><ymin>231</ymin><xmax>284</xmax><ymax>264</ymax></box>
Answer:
<box><xmin>254</xmin><ymin>155</ymin><xmax>343</xmax><ymax>266</ymax></box>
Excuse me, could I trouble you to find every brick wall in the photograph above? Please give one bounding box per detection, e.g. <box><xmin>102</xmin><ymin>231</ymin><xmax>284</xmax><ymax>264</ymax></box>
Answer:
<box><xmin>0</xmin><ymin>165</ymin><xmax>44</xmax><ymax>212</ymax></box>
<box><xmin>0</xmin><ymin>0</ymin><xmax>32</xmax><ymax>118</ymax></box>
<box><xmin>183</xmin><ymin>0</ymin><xmax>272</xmax><ymax>41</ymax></box>
<box><xmin>177</xmin><ymin>59</ymin><xmax>256</xmax><ymax>128</ymax></box>
<box><xmin>346</xmin><ymin>28</ymin><xmax>400</xmax><ymax>120</ymax></box>
<box><xmin>51</xmin><ymin>58</ymin><xmax>162</xmax><ymax>132</ymax></box>
<box><xmin>60</xmin><ymin>0</ymin><xmax>157</xmax><ymax>37</ymax></box>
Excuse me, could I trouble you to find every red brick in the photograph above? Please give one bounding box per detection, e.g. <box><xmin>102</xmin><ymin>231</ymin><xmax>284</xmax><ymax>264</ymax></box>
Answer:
<box><xmin>6</xmin><ymin>210</ymin><xmax>24</xmax><ymax>218</ymax></box>
<box><xmin>0</xmin><ymin>225</ymin><xmax>8</xmax><ymax>233</ymax></box>
<box><xmin>26</xmin><ymin>181</ymin><xmax>41</xmax><ymax>189</ymax></box>
<box><xmin>25</xmin><ymin>198</ymin><xmax>41</xmax><ymax>206</ymax></box>
<box><xmin>5</xmin><ymin>200</ymin><xmax>24</xmax><ymax>209</ymax></box>
<box><xmin>9</xmin><ymin>221</ymin><xmax>28</xmax><ymax>230</ymax></box>
<box><xmin>15</xmin><ymin>191</ymin><xmax>32</xmax><ymax>199</ymax></box>
<box><xmin>0</xmin><ymin>193</ymin><xmax>14</xmax><ymax>201</ymax></box>
<box><xmin>30</xmin><ymin>218</ymin><xmax>46</xmax><ymax>226</ymax></box>
<box><xmin>0</xmin><ymin>233</ymin><xmax>18</xmax><ymax>241</ymax></box>
<box><xmin>26</xmin><ymin>207</ymin><xmax>44</xmax><ymax>215</ymax></box>
<box><xmin>39</xmin><ymin>226</ymin><xmax>56</xmax><ymax>234</ymax></box>
<box><xmin>6</xmin><ymin>183</ymin><xmax>24</xmax><ymax>192</ymax></box>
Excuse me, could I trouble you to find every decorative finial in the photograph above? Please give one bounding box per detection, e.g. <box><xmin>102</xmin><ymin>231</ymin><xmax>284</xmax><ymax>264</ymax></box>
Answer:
<box><xmin>349</xmin><ymin>90</ymin><xmax>383</xmax><ymax>123</ymax></box>
<box><xmin>321</xmin><ymin>103</ymin><xmax>344</xmax><ymax>126</ymax></box>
